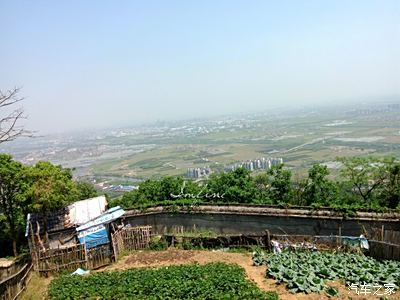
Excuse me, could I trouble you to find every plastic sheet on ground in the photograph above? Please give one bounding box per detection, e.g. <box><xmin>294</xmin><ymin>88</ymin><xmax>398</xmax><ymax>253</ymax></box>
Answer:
<box><xmin>342</xmin><ymin>235</ymin><xmax>369</xmax><ymax>250</ymax></box>
<box><xmin>71</xmin><ymin>268</ymin><xmax>90</xmax><ymax>276</ymax></box>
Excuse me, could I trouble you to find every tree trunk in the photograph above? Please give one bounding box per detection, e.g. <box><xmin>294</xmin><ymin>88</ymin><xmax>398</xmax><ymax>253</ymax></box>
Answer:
<box><xmin>8</xmin><ymin>217</ymin><xmax>18</xmax><ymax>257</ymax></box>
<box><xmin>12</xmin><ymin>239</ymin><xmax>18</xmax><ymax>257</ymax></box>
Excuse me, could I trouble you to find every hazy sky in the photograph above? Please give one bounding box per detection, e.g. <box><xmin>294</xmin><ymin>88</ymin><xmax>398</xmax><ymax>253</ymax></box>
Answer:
<box><xmin>1</xmin><ymin>1</ymin><xmax>399</xmax><ymax>133</ymax></box>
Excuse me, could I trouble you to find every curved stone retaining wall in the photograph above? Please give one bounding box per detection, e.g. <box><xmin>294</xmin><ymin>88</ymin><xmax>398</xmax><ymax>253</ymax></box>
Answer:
<box><xmin>123</xmin><ymin>206</ymin><xmax>400</xmax><ymax>243</ymax></box>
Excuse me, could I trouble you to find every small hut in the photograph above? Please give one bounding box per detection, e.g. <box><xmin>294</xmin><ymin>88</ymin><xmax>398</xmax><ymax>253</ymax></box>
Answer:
<box><xmin>25</xmin><ymin>196</ymin><xmax>107</xmax><ymax>254</ymax></box>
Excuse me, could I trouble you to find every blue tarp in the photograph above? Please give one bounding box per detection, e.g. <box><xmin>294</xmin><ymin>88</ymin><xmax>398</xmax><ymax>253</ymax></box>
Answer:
<box><xmin>76</xmin><ymin>206</ymin><xmax>125</xmax><ymax>249</ymax></box>
<box><xmin>78</xmin><ymin>224</ymin><xmax>109</xmax><ymax>249</ymax></box>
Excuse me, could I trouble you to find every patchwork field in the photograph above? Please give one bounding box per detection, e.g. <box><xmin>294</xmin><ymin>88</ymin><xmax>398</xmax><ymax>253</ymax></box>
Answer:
<box><xmin>89</xmin><ymin>108</ymin><xmax>400</xmax><ymax>180</ymax></box>
<box><xmin>3</xmin><ymin>104</ymin><xmax>398</xmax><ymax>182</ymax></box>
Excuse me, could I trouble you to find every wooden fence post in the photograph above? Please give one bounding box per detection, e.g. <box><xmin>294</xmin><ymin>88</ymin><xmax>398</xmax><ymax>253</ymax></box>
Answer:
<box><xmin>111</xmin><ymin>230</ymin><xmax>119</xmax><ymax>262</ymax></box>
<box><xmin>84</xmin><ymin>244</ymin><xmax>88</xmax><ymax>269</ymax></box>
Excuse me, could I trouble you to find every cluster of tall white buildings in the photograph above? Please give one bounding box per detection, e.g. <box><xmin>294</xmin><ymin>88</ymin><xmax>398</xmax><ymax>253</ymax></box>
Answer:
<box><xmin>225</xmin><ymin>157</ymin><xmax>283</xmax><ymax>172</ymax></box>
<box><xmin>186</xmin><ymin>166</ymin><xmax>212</xmax><ymax>178</ymax></box>
<box><xmin>186</xmin><ymin>157</ymin><xmax>283</xmax><ymax>178</ymax></box>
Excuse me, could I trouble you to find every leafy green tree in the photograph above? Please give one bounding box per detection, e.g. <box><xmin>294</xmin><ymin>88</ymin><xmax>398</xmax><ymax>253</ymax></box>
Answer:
<box><xmin>206</xmin><ymin>168</ymin><xmax>257</xmax><ymax>203</ymax></box>
<box><xmin>302</xmin><ymin>164</ymin><xmax>338</xmax><ymax>206</ymax></box>
<box><xmin>135</xmin><ymin>176</ymin><xmax>182</xmax><ymax>203</ymax></box>
<box><xmin>76</xmin><ymin>181</ymin><xmax>98</xmax><ymax>200</ymax></box>
<box><xmin>26</xmin><ymin>161</ymin><xmax>79</xmax><ymax>212</ymax></box>
<box><xmin>117</xmin><ymin>179</ymin><xmax>159</xmax><ymax>207</ymax></box>
<box><xmin>254</xmin><ymin>173</ymin><xmax>273</xmax><ymax>204</ymax></box>
<box><xmin>291</xmin><ymin>178</ymin><xmax>308</xmax><ymax>206</ymax></box>
<box><xmin>265</xmin><ymin>164</ymin><xmax>293</xmax><ymax>204</ymax></box>
<box><xmin>338</xmin><ymin>157</ymin><xmax>386</xmax><ymax>206</ymax></box>
<box><xmin>26</xmin><ymin>161</ymin><xmax>79</xmax><ymax>240</ymax></box>
<box><xmin>0</xmin><ymin>154</ymin><xmax>28</xmax><ymax>256</ymax></box>
<box><xmin>160</xmin><ymin>176</ymin><xmax>186</xmax><ymax>200</ymax></box>
<box><xmin>115</xmin><ymin>176</ymin><xmax>201</xmax><ymax>208</ymax></box>
<box><xmin>377</xmin><ymin>157</ymin><xmax>400</xmax><ymax>209</ymax></box>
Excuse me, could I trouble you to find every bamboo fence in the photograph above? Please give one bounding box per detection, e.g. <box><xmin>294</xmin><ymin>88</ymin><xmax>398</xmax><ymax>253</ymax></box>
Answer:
<box><xmin>86</xmin><ymin>244</ymin><xmax>113</xmax><ymax>270</ymax></box>
<box><xmin>368</xmin><ymin>240</ymin><xmax>400</xmax><ymax>261</ymax></box>
<box><xmin>30</xmin><ymin>226</ymin><xmax>152</xmax><ymax>274</ymax></box>
<box><xmin>34</xmin><ymin>244</ymin><xmax>86</xmax><ymax>275</ymax></box>
<box><xmin>112</xmin><ymin>226</ymin><xmax>152</xmax><ymax>260</ymax></box>
<box><xmin>0</xmin><ymin>263</ymin><xmax>32</xmax><ymax>300</ymax></box>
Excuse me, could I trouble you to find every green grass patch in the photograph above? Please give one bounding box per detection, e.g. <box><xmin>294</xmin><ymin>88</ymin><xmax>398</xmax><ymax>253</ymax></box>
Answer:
<box><xmin>48</xmin><ymin>263</ymin><xmax>278</xmax><ymax>300</ymax></box>
<box><xmin>169</xmin><ymin>229</ymin><xmax>218</xmax><ymax>238</ymax></box>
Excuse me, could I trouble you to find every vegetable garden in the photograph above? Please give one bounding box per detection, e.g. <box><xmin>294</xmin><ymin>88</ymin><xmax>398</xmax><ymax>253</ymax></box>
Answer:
<box><xmin>48</xmin><ymin>262</ymin><xmax>279</xmax><ymax>300</ymax></box>
<box><xmin>253</xmin><ymin>249</ymin><xmax>400</xmax><ymax>296</ymax></box>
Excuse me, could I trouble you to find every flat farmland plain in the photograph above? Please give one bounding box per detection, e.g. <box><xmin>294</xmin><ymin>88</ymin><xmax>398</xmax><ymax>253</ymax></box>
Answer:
<box><xmin>89</xmin><ymin>106</ymin><xmax>400</xmax><ymax>180</ymax></box>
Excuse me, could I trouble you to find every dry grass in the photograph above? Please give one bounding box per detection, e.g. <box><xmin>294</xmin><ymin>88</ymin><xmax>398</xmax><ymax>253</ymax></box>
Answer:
<box><xmin>20</xmin><ymin>272</ymin><xmax>52</xmax><ymax>300</ymax></box>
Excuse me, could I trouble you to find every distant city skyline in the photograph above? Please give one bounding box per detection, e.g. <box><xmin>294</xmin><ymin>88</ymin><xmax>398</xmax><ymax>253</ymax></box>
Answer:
<box><xmin>1</xmin><ymin>1</ymin><xmax>399</xmax><ymax>134</ymax></box>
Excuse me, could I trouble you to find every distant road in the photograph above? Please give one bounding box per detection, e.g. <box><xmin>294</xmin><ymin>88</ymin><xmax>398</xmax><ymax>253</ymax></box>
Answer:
<box><xmin>282</xmin><ymin>136</ymin><xmax>332</xmax><ymax>153</ymax></box>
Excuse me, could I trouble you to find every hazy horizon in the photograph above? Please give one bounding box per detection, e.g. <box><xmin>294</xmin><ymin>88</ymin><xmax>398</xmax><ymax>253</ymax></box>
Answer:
<box><xmin>1</xmin><ymin>1</ymin><xmax>399</xmax><ymax>134</ymax></box>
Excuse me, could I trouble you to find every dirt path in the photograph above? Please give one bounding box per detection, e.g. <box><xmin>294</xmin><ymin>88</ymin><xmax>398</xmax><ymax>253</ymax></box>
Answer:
<box><xmin>20</xmin><ymin>272</ymin><xmax>53</xmax><ymax>300</ymax></box>
<box><xmin>104</xmin><ymin>249</ymin><xmax>399</xmax><ymax>300</ymax></box>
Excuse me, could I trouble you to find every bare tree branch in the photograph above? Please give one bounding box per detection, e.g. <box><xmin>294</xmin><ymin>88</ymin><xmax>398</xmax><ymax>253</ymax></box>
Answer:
<box><xmin>0</xmin><ymin>87</ymin><xmax>30</xmax><ymax>143</ymax></box>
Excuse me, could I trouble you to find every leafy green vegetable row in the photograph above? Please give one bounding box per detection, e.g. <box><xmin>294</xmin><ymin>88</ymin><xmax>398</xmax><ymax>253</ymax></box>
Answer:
<box><xmin>49</xmin><ymin>262</ymin><xmax>279</xmax><ymax>300</ymax></box>
<box><xmin>258</xmin><ymin>250</ymin><xmax>400</xmax><ymax>295</ymax></box>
